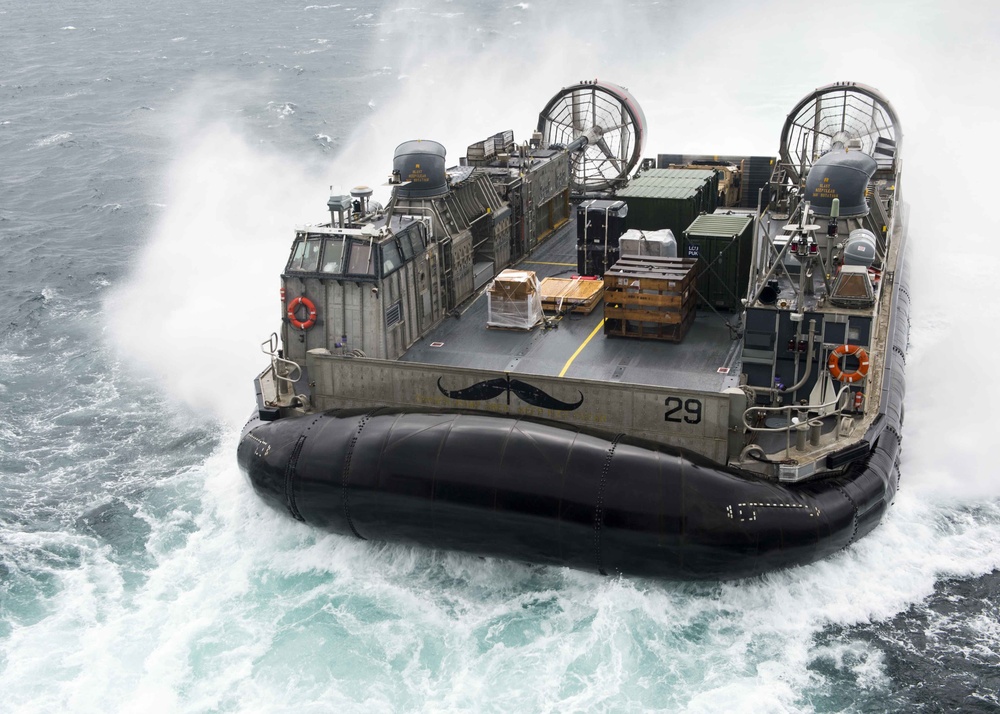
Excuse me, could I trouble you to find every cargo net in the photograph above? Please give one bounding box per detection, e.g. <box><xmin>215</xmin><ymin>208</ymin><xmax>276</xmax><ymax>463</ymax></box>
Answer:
<box><xmin>487</xmin><ymin>269</ymin><xmax>543</xmax><ymax>330</ymax></box>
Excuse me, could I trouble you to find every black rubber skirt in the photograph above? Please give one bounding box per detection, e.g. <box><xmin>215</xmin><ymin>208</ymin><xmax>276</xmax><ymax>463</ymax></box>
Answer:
<box><xmin>237</xmin><ymin>407</ymin><xmax>900</xmax><ymax>580</ymax></box>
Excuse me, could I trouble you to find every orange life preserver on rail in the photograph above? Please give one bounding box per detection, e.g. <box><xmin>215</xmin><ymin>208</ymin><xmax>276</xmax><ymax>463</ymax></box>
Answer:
<box><xmin>287</xmin><ymin>296</ymin><xmax>318</xmax><ymax>330</ymax></box>
<box><xmin>828</xmin><ymin>344</ymin><xmax>870</xmax><ymax>384</ymax></box>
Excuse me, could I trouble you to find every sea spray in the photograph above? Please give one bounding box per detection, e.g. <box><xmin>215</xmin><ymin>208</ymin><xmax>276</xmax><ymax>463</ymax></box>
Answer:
<box><xmin>106</xmin><ymin>120</ymin><xmax>322</xmax><ymax>427</ymax></box>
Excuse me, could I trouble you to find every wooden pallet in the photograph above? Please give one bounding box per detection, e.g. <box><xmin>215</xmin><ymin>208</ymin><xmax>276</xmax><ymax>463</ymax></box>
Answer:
<box><xmin>486</xmin><ymin>318</ymin><xmax>544</xmax><ymax>331</ymax></box>
<box><xmin>603</xmin><ymin>301</ymin><xmax>693</xmax><ymax>324</ymax></box>
<box><xmin>604</xmin><ymin>304</ymin><xmax>696</xmax><ymax>342</ymax></box>
<box><xmin>602</xmin><ymin>257</ymin><xmax>698</xmax><ymax>342</ymax></box>
<box><xmin>604</xmin><ymin>257</ymin><xmax>698</xmax><ymax>293</ymax></box>
<box><xmin>539</xmin><ymin>277</ymin><xmax>605</xmax><ymax>315</ymax></box>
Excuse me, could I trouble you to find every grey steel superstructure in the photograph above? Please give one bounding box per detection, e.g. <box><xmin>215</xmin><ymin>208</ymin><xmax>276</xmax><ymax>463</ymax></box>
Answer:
<box><xmin>239</xmin><ymin>81</ymin><xmax>908</xmax><ymax>579</ymax></box>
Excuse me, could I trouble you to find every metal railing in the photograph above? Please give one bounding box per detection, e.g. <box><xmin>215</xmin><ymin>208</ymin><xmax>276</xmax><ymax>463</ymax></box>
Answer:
<box><xmin>260</xmin><ymin>333</ymin><xmax>301</xmax><ymax>405</ymax></box>
<box><xmin>742</xmin><ymin>385</ymin><xmax>853</xmax><ymax>459</ymax></box>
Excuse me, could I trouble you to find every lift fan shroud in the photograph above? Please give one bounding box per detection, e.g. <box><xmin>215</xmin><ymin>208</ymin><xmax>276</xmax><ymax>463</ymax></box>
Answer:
<box><xmin>780</xmin><ymin>81</ymin><xmax>902</xmax><ymax>183</ymax></box>
<box><xmin>537</xmin><ymin>80</ymin><xmax>647</xmax><ymax>193</ymax></box>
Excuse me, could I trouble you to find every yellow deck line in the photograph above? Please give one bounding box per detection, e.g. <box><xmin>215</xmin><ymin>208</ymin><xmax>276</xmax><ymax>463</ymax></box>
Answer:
<box><xmin>523</xmin><ymin>261</ymin><xmax>576</xmax><ymax>267</ymax></box>
<box><xmin>559</xmin><ymin>319</ymin><xmax>605</xmax><ymax>377</ymax></box>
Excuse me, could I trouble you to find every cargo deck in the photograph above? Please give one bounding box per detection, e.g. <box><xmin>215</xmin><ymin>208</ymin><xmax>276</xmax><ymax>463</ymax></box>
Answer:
<box><xmin>400</xmin><ymin>218</ymin><xmax>744</xmax><ymax>395</ymax></box>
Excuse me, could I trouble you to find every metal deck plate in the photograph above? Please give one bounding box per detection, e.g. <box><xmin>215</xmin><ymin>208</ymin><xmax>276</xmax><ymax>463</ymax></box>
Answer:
<box><xmin>400</xmin><ymin>220</ymin><xmax>743</xmax><ymax>393</ymax></box>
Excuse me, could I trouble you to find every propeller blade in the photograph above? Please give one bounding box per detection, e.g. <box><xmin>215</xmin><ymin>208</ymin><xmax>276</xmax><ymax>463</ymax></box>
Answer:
<box><xmin>596</xmin><ymin>137</ymin><xmax>623</xmax><ymax>173</ymax></box>
<box><xmin>572</xmin><ymin>90</ymin><xmax>585</xmax><ymax>133</ymax></box>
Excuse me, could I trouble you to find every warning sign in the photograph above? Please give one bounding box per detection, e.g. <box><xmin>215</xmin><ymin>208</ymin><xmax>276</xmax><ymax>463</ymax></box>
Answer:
<box><xmin>811</xmin><ymin>176</ymin><xmax>838</xmax><ymax>200</ymax></box>
<box><xmin>407</xmin><ymin>162</ymin><xmax>429</xmax><ymax>183</ymax></box>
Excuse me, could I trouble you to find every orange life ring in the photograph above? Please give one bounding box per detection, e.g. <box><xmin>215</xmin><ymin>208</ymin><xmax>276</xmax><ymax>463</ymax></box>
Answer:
<box><xmin>828</xmin><ymin>344</ymin><xmax>870</xmax><ymax>384</ymax></box>
<box><xmin>287</xmin><ymin>296</ymin><xmax>317</xmax><ymax>330</ymax></box>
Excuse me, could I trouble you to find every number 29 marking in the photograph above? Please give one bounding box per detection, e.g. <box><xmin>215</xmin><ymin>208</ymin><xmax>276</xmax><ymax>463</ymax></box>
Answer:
<box><xmin>665</xmin><ymin>397</ymin><xmax>702</xmax><ymax>424</ymax></box>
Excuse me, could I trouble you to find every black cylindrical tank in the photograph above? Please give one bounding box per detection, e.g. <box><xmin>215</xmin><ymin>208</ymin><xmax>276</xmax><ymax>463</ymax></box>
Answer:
<box><xmin>804</xmin><ymin>149</ymin><xmax>878</xmax><ymax>217</ymax></box>
<box><xmin>392</xmin><ymin>140</ymin><xmax>448</xmax><ymax>198</ymax></box>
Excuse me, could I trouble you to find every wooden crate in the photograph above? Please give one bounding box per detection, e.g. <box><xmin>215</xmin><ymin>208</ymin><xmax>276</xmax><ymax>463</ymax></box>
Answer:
<box><xmin>604</xmin><ymin>305</ymin><xmax>696</xmax><ymax>341</ymax></box>
<box><xmin>539</xmin><ymin>277</ymin><xmax>604</xmax><ymax>315</ymax></box>
<box><xmin>603</xmin><ymin>257</ymin><xmax>698</xmax><ymax>342</ymax></box>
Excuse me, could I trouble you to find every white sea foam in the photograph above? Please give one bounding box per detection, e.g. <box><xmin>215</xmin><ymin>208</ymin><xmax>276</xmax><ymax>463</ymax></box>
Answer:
<box><xmin>267</xmin><ymin>101</ymin><xmax>296</xmax><ymax>117</ymax></box>
<box><xmin>4</xmin><ymin>441</ymin><xmax>995</xmax><ymax>712</ymax></box>
<box><xmin>33</xmin><ymin>132</ymin><xmax>73</xmax><ymax>147</ymax></box>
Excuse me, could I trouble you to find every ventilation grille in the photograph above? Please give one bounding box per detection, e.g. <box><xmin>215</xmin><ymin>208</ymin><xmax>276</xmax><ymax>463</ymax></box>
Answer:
<box><xmin>385</xmin><ymin>300</ymin><xmax>403</xmax><ymax>328</ymax></box>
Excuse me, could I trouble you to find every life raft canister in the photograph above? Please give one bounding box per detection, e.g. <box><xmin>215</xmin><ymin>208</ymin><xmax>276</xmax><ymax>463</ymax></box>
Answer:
<box><xmin>287</xmin><ymin>296</ymin><xmax>318</xmax><ymax>330</ymax></box>
<box><xmin>828</xmin><ymin>344</ymin><xmax>870</xmax><ymax>384</ymax></box>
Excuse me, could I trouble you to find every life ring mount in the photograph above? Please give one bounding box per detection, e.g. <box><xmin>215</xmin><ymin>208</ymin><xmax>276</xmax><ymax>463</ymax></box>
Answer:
<box><xmin>287</xmin><ymin>296</ymin><xmax>318</xmax><ymax>330</ymax></box>
<box><xmin>828</xmin><ymin>344</ymin><xmax>869</xmax><ymax>384</ymax></box>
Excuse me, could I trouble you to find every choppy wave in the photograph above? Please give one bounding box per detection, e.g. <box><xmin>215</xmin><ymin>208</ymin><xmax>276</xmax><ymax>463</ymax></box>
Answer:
<box><xmin>32</xmin><ymin>132</ymin><xmax>73</xmax><ymax>148</ymax></box>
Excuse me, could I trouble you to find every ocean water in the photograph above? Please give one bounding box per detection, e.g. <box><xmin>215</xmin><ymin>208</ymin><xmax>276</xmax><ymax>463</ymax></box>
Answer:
<box><xmin>2</xmin><ymin>0</ymin><xmax>999</xmax><ymax>711</ymax></box>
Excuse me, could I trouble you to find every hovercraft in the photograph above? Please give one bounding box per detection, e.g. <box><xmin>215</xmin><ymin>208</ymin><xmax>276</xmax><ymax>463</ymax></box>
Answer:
<box><xmin>238</xmin><ymin>81</ymin><xmax>907</xmax><ymax>579</ymax></box>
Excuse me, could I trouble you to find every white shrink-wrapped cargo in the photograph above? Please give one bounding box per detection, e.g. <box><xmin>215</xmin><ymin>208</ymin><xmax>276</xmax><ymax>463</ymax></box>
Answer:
<box><xmin>487</xmin><ymin>269</ymin><xmax>542</xmax><ymax>330</ymax></box>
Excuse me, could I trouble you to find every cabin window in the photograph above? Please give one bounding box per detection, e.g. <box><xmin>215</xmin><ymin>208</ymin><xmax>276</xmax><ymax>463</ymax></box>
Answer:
<box><xmin>288</xmin><ymin>237</ymin><xmax>322</xmax><ymax>272</ymax></box>
<box><xmin>413</xmin><ymin>222</ymin><xmax>428</xmax><ymax>248</ymax></box>
<box><xmin>346</xmin><ymin>238</ymin><xmax>376</xmax><ymax>277</ymax></box>
<box><xmin>381</xmin><ymin>239</ymin><xmax>403</xmax><ymax>276</ymax></box>
<box><xmin>398</xmin><ymin>230</ymin><xmax>416</xmax><ymax>261</ymax></box>
<box><xmin>321</xmin><ymin>237</ymin><xmax>345</xmax><ymax>274</ymax></box>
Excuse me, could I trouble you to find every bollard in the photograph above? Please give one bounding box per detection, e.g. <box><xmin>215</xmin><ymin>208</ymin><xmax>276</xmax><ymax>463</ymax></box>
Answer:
<box><xmin>796</xmin><ymin>423</ymin><xmax>809</xmax><ymax>451</ymax></box>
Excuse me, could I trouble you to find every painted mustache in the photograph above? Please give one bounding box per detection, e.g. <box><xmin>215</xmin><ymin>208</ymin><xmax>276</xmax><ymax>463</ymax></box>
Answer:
<box><xmin>436</xmin><ymin>376</ymin><xmax>584</xmax><ymax>411</ymax></box>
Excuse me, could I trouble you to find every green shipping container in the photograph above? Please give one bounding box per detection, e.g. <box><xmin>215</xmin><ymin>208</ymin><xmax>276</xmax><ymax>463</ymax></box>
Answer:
<box><xmin>616</xmin><ymin>182</ymin><xmax>703</xmax><ymax>243</ymax></box>
<box><xmin>634</xmin><ymin>167</ymin><xmax>719</xmax><ymax>213</ymax></box>
<box><xmin>682</xmin><ymin>213</ymin><xmax>754</xmax><ymax>313</ymax></box>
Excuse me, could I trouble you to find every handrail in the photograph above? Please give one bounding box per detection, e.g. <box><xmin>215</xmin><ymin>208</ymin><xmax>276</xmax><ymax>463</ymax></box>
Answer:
<box><xmin>780</xmin><ymin>319</ymin><xmax>816</xmax><ymax>394</ymax></box>
<box><xmin>260</xmin><ymin>333</ymin><xmax>302</xmax><ymax>386</ymax></box>
<box><xmin>743</xmin><ymin>385</ymin><xmax>850</xmax><ymax>433</ymax></box>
